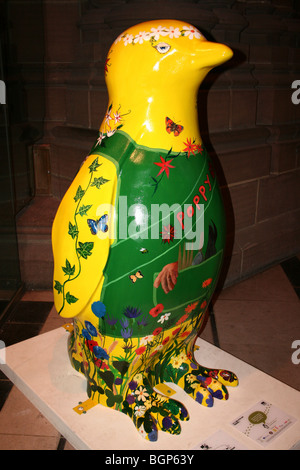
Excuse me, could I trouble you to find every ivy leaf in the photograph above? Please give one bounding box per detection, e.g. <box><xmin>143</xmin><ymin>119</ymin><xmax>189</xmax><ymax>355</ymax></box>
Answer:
<box><xmin>143</xmin><ymin>414</ymin><xmax>154</xmax><ymax>434</ymax></box>
<box><xmin>74</xmin><ymin>185</ymin><xmax>85</xmax><ymax>202</ymax></box>
<box><xmin>112</xmin><ymin>360</ymin><xmax>130</xmax><ymax>377</ymax></box>
<box><xmin>68</xmin><ymin>222</ymin><xmax>78</xmax><ymax>239</ymax></box>
<box><xmin>77</xmin><ymin>204</ymin><xmax>92</xmax><ymax>217</ymax></box>
<box><xmin>65</xmin><ymin>291</ymin><xmax>78</xmax><ymax>304</ymax></box>
<box><xmin>91</xmin><ymin>176</ymin><xmax>109</xmax><ymax>189</ymax></box>
<box><xmin>77</xmin><ymin>241</ymin><xmax>94</xmax><ymax>259</ymax></box>
<box><xmin>62</xmin><ymin>259</ymin><xmax>75</xmax><ymax>276</ymax></box>
<box><xmin>98</xmin><ymin>370</ymin><xmax>114</xmax><ymax>390</ymax></box>
<box><xmin>54</xmin><ymin>280</ymin><xmax>63</xmax><ymax>294</ymax></box>
<box><xmin>89</xmin><ymin>157</ymin><xmax>101</xmax><ymax>173</ymax></box>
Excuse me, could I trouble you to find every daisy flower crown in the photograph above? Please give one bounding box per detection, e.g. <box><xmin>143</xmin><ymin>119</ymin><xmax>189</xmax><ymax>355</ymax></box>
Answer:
<box><xmin>114</xmin><ymin>25</ymin><xmax>203</xmax><ymax>49</ymax></box>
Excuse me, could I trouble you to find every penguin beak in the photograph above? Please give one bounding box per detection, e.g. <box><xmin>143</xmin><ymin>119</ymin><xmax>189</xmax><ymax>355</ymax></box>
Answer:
<box><xmin>195</xmin><ymin>41</ymin><xmax>233</xmax><ymax>69</ymax></box>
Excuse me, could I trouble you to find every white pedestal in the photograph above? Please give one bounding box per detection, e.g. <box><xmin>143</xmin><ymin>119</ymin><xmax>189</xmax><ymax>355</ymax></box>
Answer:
<box><xmin>1</xmin><ymin>327</ymin><xmax>299</xmax><ymax>450</ymax></box>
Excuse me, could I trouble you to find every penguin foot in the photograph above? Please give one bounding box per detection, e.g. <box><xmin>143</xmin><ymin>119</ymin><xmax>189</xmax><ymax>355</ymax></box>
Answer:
<box><xmin>179</xmin><ymin>363</ymin><xmax>238</xmax><ymax>406</ymax></box>
<box><xmin>122</xmin><ymin>375</ymin><xmax>189</xmax><ymax>441</ymax></box>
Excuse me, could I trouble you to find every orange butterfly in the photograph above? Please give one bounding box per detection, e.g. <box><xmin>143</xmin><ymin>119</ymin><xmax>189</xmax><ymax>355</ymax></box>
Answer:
<box><xmin>129</xmin><ymin>270</ymin><xmax>144</xmax><ymax>283</ymax></box>
<box><xmin>165</xmin><ymin>117</ymin><xmax>184</xmax><ymax>137</ymax></box>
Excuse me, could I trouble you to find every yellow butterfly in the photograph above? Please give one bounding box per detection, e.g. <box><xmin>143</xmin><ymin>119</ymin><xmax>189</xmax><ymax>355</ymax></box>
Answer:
<box><xmin>129</xmin><ymin>270</ymin><xmax>144</xmax><ymax>283</ymax></box>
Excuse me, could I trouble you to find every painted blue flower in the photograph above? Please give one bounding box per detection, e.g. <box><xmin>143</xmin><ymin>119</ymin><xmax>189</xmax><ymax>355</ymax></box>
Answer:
<box><xmin>93</xmin><ymin>345</ymin><xmax>109</xmax><ymax>360</ymax></box>
<box><xmin>196</xmin><ymin>391</ymin><xmax>213</xmax><ymax>407</ymax></box>
<box><xmin>121</xmin><ymin>327</ymin><xmax>133</xmax><ymax>340</ymax></box>
<box><xmin>137</xmin><ymin>317</ymin><xmax>148</xmax><ymax>327</ymax></box>
<box><xmin>85</xmin><ymin>321</ymin><xmax>97</xmax><ymax>337</ymax></box>
<box><xmin>162</xmin><ymin>416</ymin><xmax>173</xmax><ymax>430</ymax></box>
<box><xmin>126</xmin><ymin>394</ymin><xmax>135</xmax><ymax>405</ymax></box>
<box><xmin>81</xmin><ymin>329</ymin><xmax>91</xmax><ymax>340</ymax></box>
<box><xmin>123</xmin><ymin>306</ymin><xmax>142</xmax><ymax>319</ymax></box>
<box><xmin>180</xmin><ymin>405</ymin><xmax>188</xmax><ymax>419</ymax></box>
<box><xmin>120</xmin><ymin>318</ymin><xmax>129</xmax><ymax>329</ymax></box>
<box><xmin>105</xmin><ymin>313</ymin><xmax>117</xmax><ymax>326</ymax></box>
<box><xmin>91</xmin><ymin>301</ymin><xmax>106</xmax><ymax>318</ymax></box>
<box><xmin>128</xmin><ymin>380</ymin><xmax>137</xmax><ymax>390</ymax></box>
<box><xmin>148</xmin><ymin>427</ymin><xmax>158</xmax><ymax>442</ymax></box>
<box><xmin>210</xmin><ymin>389</ymin><xmax>223</xmax><ymax>400</ymax></box>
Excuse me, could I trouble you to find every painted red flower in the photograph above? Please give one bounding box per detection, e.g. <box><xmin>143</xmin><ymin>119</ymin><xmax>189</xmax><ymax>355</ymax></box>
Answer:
<box><xmin>153</xmin><ymin>327</ymin><xmax>163</xmax><ymax>336</ymax></box>
<box><xmin>104</xmin><ymin>57</ymin><xmax>111</xmax><ymax>75</ymax></box>
<box><xmin>162</xmin><ymin>336</ymin><xmax>170</xmax><ymax>345</ymax></box>
<box><xmin>183</xmin><ymin>138</ymin><xmax>198</xmax><ymax>158</ymax></box>
<box><xmin>149</xmin><ymin>303</ymin><xmax>164</xmax><ymax>317</ymax></box>
<box><xmin>185</xmin><ymin>301</ymin><xmax>198</xmax><ymax>313</ymax></box>
<box><xmin>172</xmin><ymin>327</ymin><xmax>181</xmax><ymax>336</ymax></box>
<box><xmin>196</xmin><ymin>143</ymin><xmax>203</xmax><ymax>154</ymax></box>
<box><xmin>86</xmin><ymin>339</ymin><xmax>98</xmax><ymax>351</ymax></box>
<box><xmin>202</xmin><ymin>278</ymin><xmax>212</xmax><ymax>288</ymax></box>
<box><xmin>154</xmin><ymin>156</ymin><xmax>175</xmax><ymax>178</ymax></box>
<box><xmin>176</xmin><ymin>313</ymin><xmax>189</xmax><ymax>325</ymax></box>
<box><xmin>135</xmin><ymin>346</ymin><xmax>146</xmax><ymax>356</ymax></box>
<box><xmin>180</xmin><ymin>330</ymin><xmax>192</xmax><ymax>338</ymax></box>
<box><xmin>201</xmin><ymin>300</ymin><xmax>207</xmax><ymax>309</ymax></box>
<box><xmin>161</xmin><ymin>224</ymin><xmax>175</xmax><ymax>244</ymax></box>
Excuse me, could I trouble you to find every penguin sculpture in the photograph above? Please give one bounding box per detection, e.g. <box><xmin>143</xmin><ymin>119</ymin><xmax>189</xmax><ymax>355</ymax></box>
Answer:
<box><xmin>52</xmin><ymin>20</ymin><xmax>238</xmax><ymax>441</ymax></box>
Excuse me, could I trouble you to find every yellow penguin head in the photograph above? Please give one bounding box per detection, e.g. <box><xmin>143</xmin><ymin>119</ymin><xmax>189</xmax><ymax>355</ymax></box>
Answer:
<box><xmin>101</xmin><ymin>20</ymin><xmax>233</xmax><ymax>149</ymax></box>
<box><xmin>105</xmin><ymin>20</ymin><xmax>232</xmax><ymax>96</ymax></box>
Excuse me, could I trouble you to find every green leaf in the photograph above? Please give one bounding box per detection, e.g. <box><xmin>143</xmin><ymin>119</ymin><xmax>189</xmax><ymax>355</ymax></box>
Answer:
<box><xmin>54</xmin><ymin>280</ymin><xmax>63</xmax><ymax>294</ymax></box>
<box><xmin>74</xmin><ymin>185</ymin><xmax>85</xmax><ymax>202</ymax></box>
<box><xmin>62</xmin><ymin>259</ymin><xmax>75</xmax><ymax>276</ymax></box>
<box><xmin>68</xmin><ymin>222</ymin><xmax>79</xmax><ymax>239</ymax></box>
<box><xmin>114</xmin><ymin>394</ymin><xmax>123</xmax><ymax>404</ymax></box>
<box><xmin>144</xmin><ymin>413</ymin><xmax>154</xmax><ymax>434</ymax></box>
<box><xmin>89</xmin><ymin>157</ymin><xmax>101</xmax><ymax>173</ymax></box>
<box><xmin>77</xmin><ymin>241</ymin><xmax>94</xmax><ymax>259</ymax></box>
<box><xmin>112</xmin><ymin>360</ymin><xmax>130</xmax><ymax>377</ymax></box>
<box><xmin>175</xmin><ymin>361</ymin><xmax>189</xmax><ymax>382</ymax></box>
<box><xmin>77</xmin><ymin>204</ymin><xmax>92</xmax><ymax>217</ymax></box>
<box><xmin>98</xmin><ymin>370</ymin><xmax>115</xmax><ymax>390</ymax></box>
<box><xmin>91</xmin><ymin>176</ymin><xmax>109</xmax><ymax>189</ymax></box>
<box><xmin>65</xmin><ymin>291</ymin><xmax>78</xmax><ymax>304</ymax></box>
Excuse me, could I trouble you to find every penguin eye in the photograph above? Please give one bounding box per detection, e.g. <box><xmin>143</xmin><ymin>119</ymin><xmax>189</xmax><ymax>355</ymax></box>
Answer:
<box><xmin>154</xmin><ymin>42</ymin><xmax>171</xmax><ymax>54</ymax></box>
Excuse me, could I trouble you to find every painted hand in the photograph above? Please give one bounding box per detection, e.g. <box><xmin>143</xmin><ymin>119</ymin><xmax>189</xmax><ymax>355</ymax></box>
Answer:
<box><xmin>154</xmin><ymin>262</ymin><xmax>178</xmax><ymax>294</ymax></box>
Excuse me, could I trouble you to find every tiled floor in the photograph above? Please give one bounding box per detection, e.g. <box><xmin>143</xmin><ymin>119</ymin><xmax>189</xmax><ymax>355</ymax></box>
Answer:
<box><xmin>0</xmin><ymin>257</ymin><xmax>299</xmax><ymax>450</ymax></box>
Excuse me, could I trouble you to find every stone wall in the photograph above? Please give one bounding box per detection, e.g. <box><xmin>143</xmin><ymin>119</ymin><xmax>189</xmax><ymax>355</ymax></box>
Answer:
<box><xmin>16</xmin><ymin>0</ymin><xmax>300</xmax><ymax>288</ymax></box>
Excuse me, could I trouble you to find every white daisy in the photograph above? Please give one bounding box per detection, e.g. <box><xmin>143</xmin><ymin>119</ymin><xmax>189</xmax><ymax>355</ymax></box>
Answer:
<box><xmin>96</xmin><ymin>133</ymin><xmax>105</xmax><ymax>146</ymax></box>
<box><xmin>157</xmin><ymin>312</ymin><xmax>171</xmax><ymax>324</ymax></box>
<box><xmin>167</xmin><ymin>26</ymin><xmax>181</xmax><ymax>39</ymax></box>
<box><xmin>123</xmin><ymin>33</ymin><xmax>134</xmax><ymax>46</ymax></box>
<box><xmin>182</xmin><ymin>25</ymin><xmax>202</xmax><ymax>40</ymax></box>
<box><xmin>112</xmin><ymin>111</ymin><xmax>122</xmax><ymax>124</ymax></box>
<box><xmin>114</xmin><ymin>34</ymin><xmax>122</xmax><ymax>44</ymax></box>
<box><xmin>150</xmin><ymin>25</ymin><xmax>166</xmax><ymax>41</ymax></box>
<box><xmin>135</xmin><ymin>386</ymin><xmax>150</xmax><ymax>402</ymax></box>
<box><xmin>134</xmin><ymin>405</ymin><xmax>146</xmax><ymax>417</ymax></box>
<box><xmin>134</xmin><ymin>31</ymin><xmax>151</xmax><ymax>44</ymax></box>
<box><xmin>106</xmin><ymin>128</ymin><xmax>116</xmax><ymax>137</ymax></box>
<box><xmin>140</xmin><ymin>335</ymin><xmax>154</xmax><ymax>345</ymax></box>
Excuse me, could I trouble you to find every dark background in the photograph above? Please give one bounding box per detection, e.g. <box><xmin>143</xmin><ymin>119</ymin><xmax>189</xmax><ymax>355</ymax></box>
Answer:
<box><xmin>1</xmin><ymin>0</ymin><xmax>300</xmax><ymax>293</ymax></box>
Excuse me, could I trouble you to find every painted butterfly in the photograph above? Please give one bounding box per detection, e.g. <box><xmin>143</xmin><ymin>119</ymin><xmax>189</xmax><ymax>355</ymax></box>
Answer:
<box><xmin>87</xmin><ymin>214</ymin><xmax>108</xmax><ymax>235</ymax></box>
<box><xmin>165</xmin><ymin>117</ymin><xmax>184</xmax><ymax>137</ymax></box>
<box><xmin>129</xmin><ymin>270</ymin><xmax>144</xmax><ymax>283</ymax></box>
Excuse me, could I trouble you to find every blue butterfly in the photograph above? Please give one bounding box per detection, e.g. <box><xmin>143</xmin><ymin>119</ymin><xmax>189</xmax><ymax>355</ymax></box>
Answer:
<box><xmin>87</xmin><ymin>214</ymin><xmax>108</xmax><ymax>235</ymax></box>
